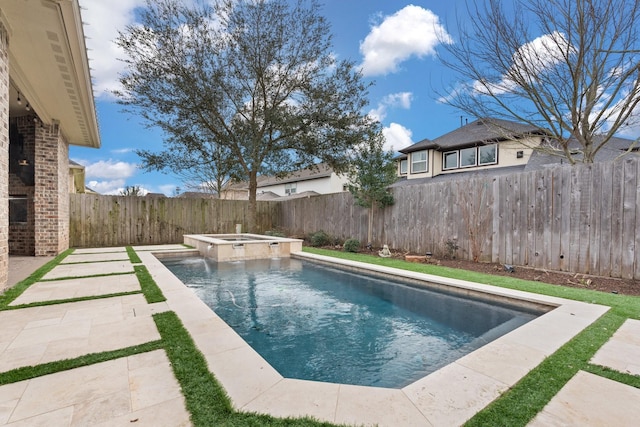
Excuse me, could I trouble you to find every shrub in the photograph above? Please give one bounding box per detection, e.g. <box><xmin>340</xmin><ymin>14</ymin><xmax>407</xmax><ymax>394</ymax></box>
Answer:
<box><xmin>343</xmin><ymin>238</ymin><xmax>360</xmax><ymax>253</ymax></box>
<box><xmin>310</xmin><ymin>230</ymin><xmax>331</xmax><ymax>247</ymax></box>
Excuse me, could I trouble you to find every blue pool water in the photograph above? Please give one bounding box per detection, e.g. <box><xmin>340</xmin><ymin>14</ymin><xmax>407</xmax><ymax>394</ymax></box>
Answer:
<box><xmin>162</xmin><ymin>256</ymin><xmax>542</xmax><ymax>388</ymax></box>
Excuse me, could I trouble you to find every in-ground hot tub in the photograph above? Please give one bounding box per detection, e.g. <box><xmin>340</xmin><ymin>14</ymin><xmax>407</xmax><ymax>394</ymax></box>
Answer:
<box><xmin>184</xmin><ymin>234</ymin><xmax>303</xmax><ymax>262</ymax></box>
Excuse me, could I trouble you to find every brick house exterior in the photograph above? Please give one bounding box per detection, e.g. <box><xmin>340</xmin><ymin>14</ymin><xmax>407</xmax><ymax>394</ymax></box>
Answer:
<box><xmin>0</xmin><ymin>1</ymin><xmax>100</xmax><ymax>288</ymax></box>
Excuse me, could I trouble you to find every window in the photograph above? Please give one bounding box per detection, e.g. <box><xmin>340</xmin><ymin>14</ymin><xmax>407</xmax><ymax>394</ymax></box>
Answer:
<box><xmin>479</xmin><ymin>144</ymin><xmax>498</xmax><ymax>165</ymax></box>
<box><xmin>9</xmin><ymin>196</ymin><xmax>27</xmax><ymax>224</ymax></box>
<box><xmin>443</xmin><ymin>151</ymin><xmax>458</xmax><ymax>170</ymax></box>
<box><xmin>411</xmin><ymin>150</ymin><xmax>428</xmax><ymax>173</ymax></box>
<box><xmin>460</xmin><ymin>147</ymin><xmax>477</xmax><ymax>167</ymax></box>
<box><xmin>399</xmin><ymin>159</ymin><xmax>408</xmax><ymax>175</ymax></box>
<box><xmin>285</xmin><ymin>183</ymin><xmax>297</xmax><ymax>195</ymax></box>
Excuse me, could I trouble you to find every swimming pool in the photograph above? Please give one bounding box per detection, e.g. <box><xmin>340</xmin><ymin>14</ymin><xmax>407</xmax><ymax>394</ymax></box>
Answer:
<box><xmin>162</xmin><ymin>256</ymin><xmax>545</xmax><ymax>388</ymax></box>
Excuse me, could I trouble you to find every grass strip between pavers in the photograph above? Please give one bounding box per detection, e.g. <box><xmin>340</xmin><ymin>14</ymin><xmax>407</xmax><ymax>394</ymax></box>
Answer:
<box><xmin>152</xmin><ymin>310</ymin><xmax>337</xmax><ymax>427</ymax></box>
<box><xmin>584</xmin><ymin>364</ymin><xmax>640</xmax><ymax>389</ymax></box>
<box><xmin>5</xmin><ymin>291</ymin><xmax>143</xmax><ymax>310</ymax></box>
<box><xmin>127</xmin><ymin>246</ymin><xmax>142</xmax><ymax>264</ymax></box>
<box><xmin>0</xmin><ymin>248</ymin><xmax>74</xmax><ymax>309</ymax></box>
<box><xmin>464</xmin><ymin>311</ymin><xmax>625</xmax><ymax>426</ymax></box>
<box><xmin>0</xmin><ymin>341</ymin><xmax>163</xmax><ymax>386</ymax></box>
<box><xmin>135</xmin><ymin>265</ymin><xmax>166</xmax><ymax>303</ymax></box>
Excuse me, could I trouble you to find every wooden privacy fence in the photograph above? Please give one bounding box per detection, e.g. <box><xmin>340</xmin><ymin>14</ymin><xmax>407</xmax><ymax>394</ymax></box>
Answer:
<box><xmin>69</xmin><ymin>195</ymin><xmax>280</xmax><ymax>248</ymax></box>
<box><xmin>69</xmin><ymin>157</ymin><xmax>640</xmax><ymax>279</ymax></box>
<box><xmin>279</xmin><ymin>157</ymin><xmax>640</xmax><ymax>280</ymax></box>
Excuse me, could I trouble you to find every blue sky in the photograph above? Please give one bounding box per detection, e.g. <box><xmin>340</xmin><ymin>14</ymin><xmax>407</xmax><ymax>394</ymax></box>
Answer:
<box><xmin>71</xmin><ymin>0</ymin><xmax>471</xmax><ymax>195</ymax></box>
<box><xmin>71</xmin><ymin>0</ymin><xmax>639</xmax><ymax>195</ymax></box>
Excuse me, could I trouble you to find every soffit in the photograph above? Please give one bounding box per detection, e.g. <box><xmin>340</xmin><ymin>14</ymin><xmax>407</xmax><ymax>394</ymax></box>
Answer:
<box><xmin>1</xmin><ymin>0</ymin><xmax>100</xmax><ymax>148</ymax></box>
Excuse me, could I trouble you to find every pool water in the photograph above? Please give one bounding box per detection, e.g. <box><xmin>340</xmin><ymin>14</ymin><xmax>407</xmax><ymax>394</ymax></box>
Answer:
<box><xmin>162</xmin><ymin>256</ymin><xmax>541</xmax><ymax>388</ymax></box>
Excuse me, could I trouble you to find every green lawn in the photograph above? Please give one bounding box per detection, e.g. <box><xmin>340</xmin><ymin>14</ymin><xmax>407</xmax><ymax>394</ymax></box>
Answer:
<box><xmin>1</xmin><ymin>247</ymin><xmax>638</xmax><ymax>426</ymax></box>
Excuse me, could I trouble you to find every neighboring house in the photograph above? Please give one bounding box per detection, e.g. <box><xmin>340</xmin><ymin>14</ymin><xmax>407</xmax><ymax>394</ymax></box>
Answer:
<box><xmin>397</xmin><ymin>118</ymin><xmax>547</xmax><ymax>181</ymax></box>
<box><xmin>257</xmin><ymin>163</ymin><xmax>348</xmax><ymax>198</ymax></box>
<box><xmin>1</xmin><ymin>0</ymin><xmax>100</xmax><ymax>286</ymax></box>
<box><xmin>69</xmin><ymin>160</ymin><xmax>87</xmax><ymax>194</ymax></box>
<box><xmin>221</xmin><ymin>164</ymin><xmax>348</xmax><ymax>200</ymax></box>
<box><xmin>396</xmin><ymin>118</ymin><xmax>639</xmax><ymax>186</ymax></box>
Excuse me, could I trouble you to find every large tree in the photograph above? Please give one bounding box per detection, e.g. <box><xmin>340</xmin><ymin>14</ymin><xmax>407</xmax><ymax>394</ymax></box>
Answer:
<box><xmin>439</xmin><ymin>0</ymin><xmax>640</xmax><ymax>163</ymax></box>
<box><xmin>115</xmin><ymin>0</ymin><xmax>373</xmax><ymax>231</ymax></box>
<box><xmin>347</xmin><ymin>126</ymin><xmax>396</xmax><ymax>245</ymax></box>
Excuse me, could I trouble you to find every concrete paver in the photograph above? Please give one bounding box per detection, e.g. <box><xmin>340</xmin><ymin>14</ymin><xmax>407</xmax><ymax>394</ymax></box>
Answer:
<box><xmin>62</xmin><ymin>252</ymin><xmax>130</xmax><ymax>263</ymax></box>
<box><xmin>9</xmin><ymin>273</ymin><xmax>140</xmax><ymax>306</ymax></box>
<box><xmin>0</xmin><ymin>350</ymin><xmax>189</xmax><ymax>426</ymax></box>
<box><xmin>591</xmin><ymin>319</ymin><xmax>640</xmax><ymax>376</ymax></box>
<box><xmin>42</xmin><ymin>261</ymin><xmax>134</xmax><ymax>280</ymax></box>
<box><xmin>529</xmin><ymin>370</ymin><xmax>640</xmax><ymax>426</ymax></box>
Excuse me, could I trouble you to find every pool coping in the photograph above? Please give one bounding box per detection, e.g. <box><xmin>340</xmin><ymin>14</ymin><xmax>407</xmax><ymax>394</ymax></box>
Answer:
<box><xmin>139</xmin><ymin>250</ymin><xmax>610</xmax><ymax>427</ymax></box>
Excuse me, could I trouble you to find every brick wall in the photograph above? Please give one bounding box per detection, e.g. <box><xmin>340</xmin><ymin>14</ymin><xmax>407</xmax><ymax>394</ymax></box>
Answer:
<box><xmin>8</xmin><ymin>117</ymin><xmax>36</xmax><ymax>255</ymax></box>
<box><xmin>0</xmin><ymin>23</ymin><xmax>9</xmax><ymax>287</ymax></box>
<box><xmin>34</xmin><ymin>120</ymin><xmax>69</xmax><ymax>256</ymax></box>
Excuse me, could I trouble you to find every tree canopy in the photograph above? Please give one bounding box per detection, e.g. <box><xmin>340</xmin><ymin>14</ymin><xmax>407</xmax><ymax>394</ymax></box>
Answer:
<box><xmin>440</xmin><ymin>0</ymin><xmax>640</xmax><ymax>163</ymax></box>
<box><xmin>116</xmin><ymin>0</ymin><xmax>374</xmax><ymax>230</ymax></box>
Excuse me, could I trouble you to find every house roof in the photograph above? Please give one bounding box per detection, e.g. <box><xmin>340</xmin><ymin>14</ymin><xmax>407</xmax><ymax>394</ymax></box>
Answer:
<box><xmin>401</xmin><ymin>118</ymin><xmax>547</xmax><ymax>154</ymax></box>
<box><xmin>257</xmin><ymin>163</ymin><xmax>335</xmax><ymax>188</ymax></box>
<box><xmin>2</xmin><ymin>0</ymin><xmax>100</xmax><ymax>148</ymax></box>
<box><xmin>525</xmin><ymin>135</ymin><xmax>639</xmax><ymax>170</ymax></box>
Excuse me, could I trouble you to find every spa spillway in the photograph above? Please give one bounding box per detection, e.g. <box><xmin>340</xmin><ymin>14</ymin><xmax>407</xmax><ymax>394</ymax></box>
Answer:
<box><xmin>184</xmin><ymin>234</ymin><xmax>303</xmax><ymax>262</ymax></box>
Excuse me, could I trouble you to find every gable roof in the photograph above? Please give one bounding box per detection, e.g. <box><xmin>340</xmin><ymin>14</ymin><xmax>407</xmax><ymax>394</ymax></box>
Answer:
<box><xmin>401</xmin><ymin>118</ymin><xmax>547</xmax><ymax>154</ymax></box>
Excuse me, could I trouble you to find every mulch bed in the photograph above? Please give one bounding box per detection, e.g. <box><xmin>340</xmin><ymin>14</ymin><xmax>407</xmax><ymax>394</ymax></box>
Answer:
<box><xmin>319</xmin><ymin>246</ymin><xmax>640</xmax><ymax>297</ymax></box>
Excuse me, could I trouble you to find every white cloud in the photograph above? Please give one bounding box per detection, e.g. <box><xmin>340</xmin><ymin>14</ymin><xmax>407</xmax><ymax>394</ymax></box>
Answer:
<box><xmin>359</xmin><ymin>5</ymin><xmax>452</xmax><ymax>76</ymax></box>
<box><xmin>382</xmin><ymin>123</ymin><xmax>413</xmax><ymax>152</ymax></box>
<box><xmin>111</xmin><ymin>147</ymin><xmax>135</xmax><ymax>154</ymax></box>
<box><xmin>369</xmin><ymin>92</ymin><xmax>413</xmax><ymax>122</ymax></box>
<box><xmin>474</xmin><ymin>31</ymin><xmax>571</xmax><ymax>96</ymax></box>
<box><xmin>79</xmin><ymin>0</ymin><xmax>147</xmax><ymax>98</ymax></box>
<box><xmin>83</xmin><ymin>159</ymin><xmax>138</xmax><ymax>180</ymax></box>
<box><xmin>87</xmin><ymin>179</ymin><xmax>127</xmax><ymax>194</ymax></box>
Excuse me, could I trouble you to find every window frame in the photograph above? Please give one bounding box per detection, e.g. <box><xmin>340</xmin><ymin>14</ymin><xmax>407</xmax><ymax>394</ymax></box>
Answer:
<box><xmin>285</xmin><ymin>182</ymin><xmax>297</xmax><ymax>195</ymax></box>
<box><xmin>478</xmin><ymin>144</ymin><xmax>498</xmax><ymax>165</ymax></box>
<box><xmin>459</xmin><ymin>147</ymin><xmax>477</xmax><ymax>168</ymax></box>
<box><xmin>443</xmin><ymin>151</ymin><xmax>459</xmax><ymax>170</ymax></box>
<box><xmin>399</xmin><ymin>159</ymin><xmax>408</xmax><ymax>175</ymax></box>
<box><xmin>410</xmin><ymin>150</ymin><xmax>428</xmax><ymax>174</ymax></box>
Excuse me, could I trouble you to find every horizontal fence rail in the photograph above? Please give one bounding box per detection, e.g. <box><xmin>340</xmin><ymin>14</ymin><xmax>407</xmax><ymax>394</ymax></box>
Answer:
<box><xmin>69</xmin><ymin>157</ymin><xmax>640</xmax><ymax>279</ymax></box>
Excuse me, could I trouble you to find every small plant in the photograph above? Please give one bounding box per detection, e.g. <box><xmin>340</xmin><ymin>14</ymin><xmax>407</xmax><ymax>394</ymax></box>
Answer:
<box><xmin>310</xmin><ymin>230</ymin><xmax>331</xmax><ymax>247</ymax></box>
<box><xmin>445</xmin><ymin>238</ymin><xmax>459</xmax><ymax>259</ymax></box>
<box><xmin>343</xmin><ymin>238</ymin><xmax>360</xmax><ymax>253</ymax></box>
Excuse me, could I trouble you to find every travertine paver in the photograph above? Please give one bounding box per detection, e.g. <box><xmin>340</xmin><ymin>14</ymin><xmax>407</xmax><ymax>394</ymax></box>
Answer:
<box><xmin>0</xmin><ymin>295</ymin><xmax>159</xmax><ymax>373</ymax></box>
<box><xmin>590</xmin><ymin>319</ymin><xmax>640</xmax><ymax>376</ymax></box>
<box><xmin>41</xmin><ymin>261</ymin><xmax>134</xmax><ymax>280</ymax></box>
<box><xmin>528</xmin><ymin>370</ymin><xmax>640</xmax><ymax>426</ymax></box>
<box><xmin>62</xmin><ymin>252</ymin><xmax>130</xmax><ymax>264</ymax></box>
<box><xmin>9</xmin><ymin>274</ymin><xmax>140</xmax><ymax>306</ymax></box>
<box><xmin>0</xmin><ymin>350</ymin><xmax>189</xmax><ymax>426</ymax></box>
<box><xmin>72</xmin><ymin>247</ymin><xmax>127</xmax><ymax>254</ymax></box>
<box><xmin>131</xmin><ymin>244</ymin><xmax>187</xmax><ymax>251</ymax></box>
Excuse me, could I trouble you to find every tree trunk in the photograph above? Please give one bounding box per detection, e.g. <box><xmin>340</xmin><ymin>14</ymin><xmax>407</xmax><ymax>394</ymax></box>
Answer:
<box><xmin>367</xmin><ymin>203</ymin><xmax>375</xmax><ymax>244</ymax></box>
<box><xmin>247</xmin><ymin>170</ymin><xmax>258</xmax><ymax>233</ymax></box>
